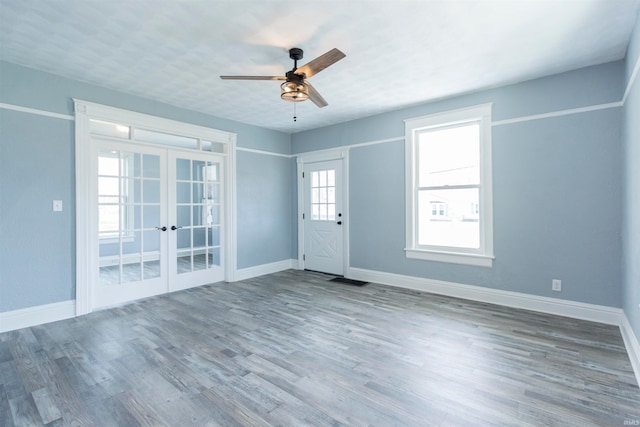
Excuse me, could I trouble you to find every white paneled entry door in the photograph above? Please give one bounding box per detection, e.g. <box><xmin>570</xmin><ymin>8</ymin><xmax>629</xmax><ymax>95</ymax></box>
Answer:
<box><xmin>302</xmin><ymin>159</ymin><xmax>344</xmax><ymax>275</ymax></box>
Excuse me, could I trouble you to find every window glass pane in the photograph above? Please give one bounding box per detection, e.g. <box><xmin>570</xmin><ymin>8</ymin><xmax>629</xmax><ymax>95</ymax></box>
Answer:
<box><xmin>177</xmin><ymin>182</ymin><xmax>191</xmax><ymax>203</ymax></box>
<box><xmin>135</xmin><ymin>129</ymin><xmax>198</xmax><ymax>150</ymax></box>
<box><xmin>177</xmin><ymin>229</ymin><xmax>191</xmax><ymax>250</ymax></box>
<box><xmin>143</xmin><ymin>230</ymin><xmax>160</xmax><ymax>252</ymax></box>
<box><xmin>319</xmin><ymin>204</ymin><xmax>327</xmax><ymax>220</ymax></box>
<box><xmin>193</xmin><ymin>182</ymin><xmax>204</xmax><ymax>202</ymax></box>
<box><xmin>319</xmin><ymin>188</ymin><xmax>327</xmax><ymax>203</ymax></box>
<box><xmin>312</xmin><ymin>171</ymin><xmax>319</xmax><ymax>187</ymax></box>
<box><xmin>99</xmin><ymin>205</ymin><xmax>119</xmax><ymax>233</ymax></box>
<box><xmin>122</xmin><ymin>231</ymin><xmax>141</xmax><ymax>255</ymax></box>
<box><xmin>312</xmin><ymin>188</ymin><xmax>319</xmax><ymax>204</ymax></box>
<box><xmin>142</xmin><ymin>154</ymin><xmax>160</xmax><ymax>178</ymax></box>
<box><xmin>143</xmin><ymin>179</ymin><xmax>160</xmax><ymax>204</ymax></box>
<box><xmin>91</xmin><ymin>120</ymin><xmax>130</xmax><ymax>139</ymax></box>
<box><xmin>312</xmin><ymin>204</ymin><xmax>319</xmax><ymax>220</ymax></box>
<box><xmin>418</xmin><ymin>188</ymin><xmax>479</xmax><ymax>248</ymax></box>
<box><xmin>176</xmin><ymin>159</ymin><xmax>191</xmax><ymax>181</ymax></box>
<box><xmin>177</xmin><ymin>206</ymin><xmax>191</xmax><ymax>227</ymax></box>
<box><xmin>193</xmin><ymin>227</ymin><xmax>206</xmax><ymax>248</ymax></box>
<box><xmin>98</xmin><ymin>177</ymin><xmax>119</xmax><ymax>197</ymax></box>
<box><xmin>418</xmin><ymin>123</ymin><xmax>479</xmax><ymax>187</ymax></box>
<box><xmin>202</xmin><ymin>140</ymin><xmax>225</xmax><ymax>153</ymax></box>
<box><xmin>328</xmin><ymin>204</ymin><xmax>336</xmax><ymax>220</ymax></box>
<box><xmin>98</xmin><ymin>153</ymin><xmax>120</xmax><ymax>176</ymax></box>
<box><xmin>142</xmin><ymin>205</ymin><xmax>160</xmax><ymax>228</ymax></box>
<box><xmin>319</xmin><ymin>171</ymin><xmax>327</xmax><ymax>187</ymax></box>
<box><xmin>208</xmin><ymin>227</ymin><xmax>220</xmax><ymax>247</ymax></box>
<box><xmin>327</xmin><ymin>170</ymin><xmax>335</xmax><ymax>187</ymax></box>
<box><xmin>192</xmin><ymin>161</ymin><xmax>205</xmax><ymax>181</ymax></box>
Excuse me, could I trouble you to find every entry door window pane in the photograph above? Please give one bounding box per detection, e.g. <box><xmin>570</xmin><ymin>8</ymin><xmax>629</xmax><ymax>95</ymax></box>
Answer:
<box><xmin>311</xmin><ymin>169</ymin><xmax>336</xmax><ymax>221</ymax></box>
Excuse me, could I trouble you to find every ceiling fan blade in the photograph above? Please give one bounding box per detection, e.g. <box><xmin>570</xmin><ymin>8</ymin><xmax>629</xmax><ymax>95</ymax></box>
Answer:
<box><xmin>305</xmin><ymin>81</ymin><xmax>328</xmax><ymax>108</ymax></box>
<box><xmin>296</xmin><ymin>48</ymin><xmax>346</xmax><ymax>79</ymax></box>
<box><xmin>220</xmin><ymin>76</ymin><xmax>286</xmax><ymax>80</ymax></box>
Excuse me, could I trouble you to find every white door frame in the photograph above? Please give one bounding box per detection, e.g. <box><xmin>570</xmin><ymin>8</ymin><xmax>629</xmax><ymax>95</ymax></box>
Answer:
<box><xmin>74</xmin><ymin>99</ymin><xmax>237</xmax><ymax>315</ymax></box>
<box><xmin>296</xmin><ymin>148</ymin><xmax>349</xmax><ymax>275</ymax></box>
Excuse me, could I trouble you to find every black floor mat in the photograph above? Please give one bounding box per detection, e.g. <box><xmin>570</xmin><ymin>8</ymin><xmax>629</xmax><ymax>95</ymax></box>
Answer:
<box><xmin>329</xmin><ymin>277</ymin><xmax>368</xmax><ymax>287</ymax></box>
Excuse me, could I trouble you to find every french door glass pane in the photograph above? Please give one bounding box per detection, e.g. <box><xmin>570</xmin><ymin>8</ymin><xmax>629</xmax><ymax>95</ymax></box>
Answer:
<box><xmin>98</xmin><ymin>150</ymin><xmax>162</xmax><ymax>284</ymax></box>
<box><xmin>175</xmin><ymin>157</ymin><xmax>222</xmax><ymax>274</ymax></box>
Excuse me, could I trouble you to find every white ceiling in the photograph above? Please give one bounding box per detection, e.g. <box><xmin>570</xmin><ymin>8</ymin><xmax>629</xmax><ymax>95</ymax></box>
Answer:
<box><xmin>1</xmin><ymin>0</ymin><xmax>639</xmax><ymax>134</ymax></box>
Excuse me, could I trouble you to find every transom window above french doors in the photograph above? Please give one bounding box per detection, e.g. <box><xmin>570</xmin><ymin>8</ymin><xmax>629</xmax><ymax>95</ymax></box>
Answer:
<box><xmin>74</xmin><ymin>100</ymin><xmax>237</xmax><ymax>315</ymax></box>
<box><xmin>89</xmin><ymin>119</ymin><xmax>228</xmax><ymax>153</ymax></box>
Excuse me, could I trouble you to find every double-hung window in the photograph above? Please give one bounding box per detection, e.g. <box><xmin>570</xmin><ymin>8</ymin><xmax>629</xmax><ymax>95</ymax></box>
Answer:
<box><xmin>405</xmin><ymin>104</ymin><xmax>494</xmax><ymax>267</ymax></box>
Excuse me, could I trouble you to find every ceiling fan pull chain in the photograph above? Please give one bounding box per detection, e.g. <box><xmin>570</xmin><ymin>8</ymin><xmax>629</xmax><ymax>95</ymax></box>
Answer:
<box><xmin>293</xmin><ymin>102</ymin><xmax>297</xmax><ymax>122</ymax></box>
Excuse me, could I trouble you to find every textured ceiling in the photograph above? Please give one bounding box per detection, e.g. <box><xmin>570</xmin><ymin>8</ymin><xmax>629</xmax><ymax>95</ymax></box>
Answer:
<box><xmin>1</xmin><ymin>0</ymin><xmax>639</xmax><ymax>133</ymax></box>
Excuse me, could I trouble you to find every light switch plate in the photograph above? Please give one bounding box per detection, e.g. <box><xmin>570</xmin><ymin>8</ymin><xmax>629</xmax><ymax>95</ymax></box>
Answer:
<box><xmin>53</xmin><ymin>200</ymin><xmax>63</xmax><ymax>212</ymax></box>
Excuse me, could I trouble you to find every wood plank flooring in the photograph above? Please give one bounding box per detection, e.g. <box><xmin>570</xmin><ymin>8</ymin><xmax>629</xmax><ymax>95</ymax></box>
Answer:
<box><xmin>1</xmin><ymin>269</ymin><xmax>639</xmax><ymax>426</ymax></box>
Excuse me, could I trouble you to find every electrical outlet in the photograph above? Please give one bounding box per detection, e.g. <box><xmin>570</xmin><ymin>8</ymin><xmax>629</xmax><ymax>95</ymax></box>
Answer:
<box><xmin>552</xmin><ymin>279</ymin><xmax>561</xmax><ymax>292</ymax></box>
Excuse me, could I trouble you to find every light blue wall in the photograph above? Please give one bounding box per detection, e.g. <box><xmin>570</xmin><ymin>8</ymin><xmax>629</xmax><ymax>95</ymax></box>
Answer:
<box><xmin>623</xmin><ymin>12</ymin><xmax>640</xmax><ymax>343</ymax></box>
<box><xmin>236</xmin><ymin>151</ymin><xmax>293</xmax><ymax>269</ymax></box>
<box><xmin>0</xmin><ymin>109</ymin><xmax>76</xmax><ymax>310</ymax></box>
<box><xmin>0</xmin><ymin>61</ymin><xmax>293</xmax><ymax>313</ymax></box>
<box><xmin>293</xmin><ymin>61</ymin><xmax>624</xmax><ymax>307</ymax></box>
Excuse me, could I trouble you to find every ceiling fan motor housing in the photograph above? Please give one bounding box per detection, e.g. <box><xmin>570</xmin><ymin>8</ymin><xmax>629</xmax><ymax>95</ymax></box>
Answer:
<box><xmin>289</xmin><ymin>47</ymin><xmax>304</xmax><ymax>61</ymax></box>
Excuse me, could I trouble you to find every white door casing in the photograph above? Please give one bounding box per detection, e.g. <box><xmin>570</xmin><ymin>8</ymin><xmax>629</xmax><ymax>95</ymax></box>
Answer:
<box><xmin>75</xmin><ymin>99</ymin><xmax>236</xmax><ymax>314</ymax></box>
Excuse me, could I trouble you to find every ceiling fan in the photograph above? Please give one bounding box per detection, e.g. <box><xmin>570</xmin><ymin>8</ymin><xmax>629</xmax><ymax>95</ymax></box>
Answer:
<box><xmin>220</xmin><ymin>47</ymin><xmax>346</xmax><ymax>108</ymax></box>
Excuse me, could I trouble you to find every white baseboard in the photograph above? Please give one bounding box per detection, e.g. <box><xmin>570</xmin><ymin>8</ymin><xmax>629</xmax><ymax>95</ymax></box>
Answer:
<box><xmin>0</xmin><ymin>300</ymin><xmax>76</xmax><ymax>333</ymax></box>
<box><xmin>348</xmin><ymin>267</ymin><xmax>623</xmax><ymax>325</ymax></box>
<box><xmin>348</xmin><ymin>266</ymin><xmax>640</xmax><ymax>385</ymax></box>
<box><xmin>234</xmin><ymin>259</ymin><xmax>297</xmax><ymax>282</ymax></box>
<box><xmin>619</xmin><ymin>315</ymin><xmax>640</xmax><ymax>386</ymax></box>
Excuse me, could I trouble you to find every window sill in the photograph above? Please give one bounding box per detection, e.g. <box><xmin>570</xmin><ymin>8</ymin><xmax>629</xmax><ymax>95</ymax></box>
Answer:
<box><xmin>405</xmin><ymin>248</ymin><xmax>494</xmax><ymax>267</ymax></box>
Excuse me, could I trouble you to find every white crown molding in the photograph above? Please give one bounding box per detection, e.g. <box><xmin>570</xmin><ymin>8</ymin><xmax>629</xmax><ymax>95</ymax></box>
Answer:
<box><xmin>0</xmin><ymin>300</ymin><xmax>76</xmax><ymax>333</ymax></box>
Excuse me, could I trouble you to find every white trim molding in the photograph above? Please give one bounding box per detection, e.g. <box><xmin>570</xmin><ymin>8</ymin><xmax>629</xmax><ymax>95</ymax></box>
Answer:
<box><xmin>348</xmin><ymin>267</ymin><xmax>623</xmax><ymax>325</ymax></box>
<box><xmin>0</xmin><ymin>300</ymin><xmax>76</xmax><ymax>333</ymax></box>
<box><xmin>234</xmin><ymin>259</ymin><xmax>297</xmax><ymax>282</ymax></box>
<box><xmin>347</xmin><ymin>266</ymin><xmax>640</xmax><ymax>386</ymax></box>
<box><xmin>0</xmin><ymin>102</ymin><xmax>75</xmax><ymax>121</ymax></box>
<box><xmin>619</xmin><ymin>315</ymin><xmax>640</xmax><ymax>386</ymax></box>
<box><xmin>296</xmin><ymin>147</ymin><xmax>350</xmax><ymax>274</ymax></box>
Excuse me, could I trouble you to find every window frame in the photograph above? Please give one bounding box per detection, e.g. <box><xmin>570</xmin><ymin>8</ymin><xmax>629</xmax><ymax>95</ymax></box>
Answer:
<box><xmin>404</xmin><ymin>103</ymin><xmax>494</xmax><ymax>267</ymax></box>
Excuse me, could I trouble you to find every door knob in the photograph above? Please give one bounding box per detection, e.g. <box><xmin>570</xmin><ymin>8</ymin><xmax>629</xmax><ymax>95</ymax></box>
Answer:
<box><xmin>171</xmin><ymin>225</ymin><xmax>183</xmax><ymax>231</ymax></box>
<box><xmin>155</xmin><ymin>226</ymin><xmax>167</xmax><ymax>231</ymax></box>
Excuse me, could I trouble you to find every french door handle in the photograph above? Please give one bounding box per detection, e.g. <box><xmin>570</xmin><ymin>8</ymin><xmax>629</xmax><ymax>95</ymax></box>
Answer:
<box><xmin>337</xmin><ymin>221</ymin><xmax>342</xmax><ymax>225</ymax></box>
<box><xmin>171</xmin><ymin>225</ymin><xmax>183</xmax><ymax>231</ymax></box>
<box><xmin>155</xmin><ymin>226</ymin><xmax>167</xmax><ymax>231</ymax></box>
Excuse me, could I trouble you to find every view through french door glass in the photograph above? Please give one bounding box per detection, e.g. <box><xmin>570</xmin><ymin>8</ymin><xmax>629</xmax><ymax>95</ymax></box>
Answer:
<box><xmin>98</xmin><ymin>149</ymin><xmax>163</xmax><ymax>284</ymax></box>
<box><xmin>171</xmin><ymin>152</ymin><xmax>224</xmax><ymax>290</ymax></box>
<box><xmin>93</xmin><ymin>139</ymin><xmax>225</xmax><ymax>308</ymax></box>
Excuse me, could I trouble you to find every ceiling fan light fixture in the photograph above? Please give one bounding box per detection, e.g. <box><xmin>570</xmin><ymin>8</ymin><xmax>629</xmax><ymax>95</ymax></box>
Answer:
<box><xmin>280</xmin><ymin>81</ymin><xmax>309</xmax><ymax>102</ymax></box>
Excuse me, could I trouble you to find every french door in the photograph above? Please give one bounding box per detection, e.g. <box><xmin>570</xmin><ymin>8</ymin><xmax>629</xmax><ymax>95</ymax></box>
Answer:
<box><xmin>94</xmin><ymin>139</ymin><xmax>224</xmax><ymax>309</ymax></box>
